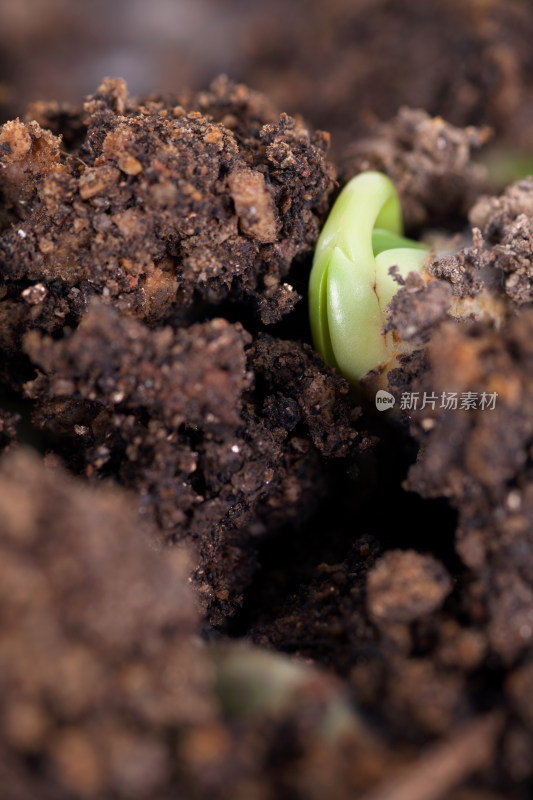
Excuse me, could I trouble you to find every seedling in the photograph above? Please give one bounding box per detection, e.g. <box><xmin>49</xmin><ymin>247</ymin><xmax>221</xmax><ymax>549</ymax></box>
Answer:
<box><xmin>309</xmin><ymin>171</ymin><xmax>429</xmax><ymax>384</ymax></box>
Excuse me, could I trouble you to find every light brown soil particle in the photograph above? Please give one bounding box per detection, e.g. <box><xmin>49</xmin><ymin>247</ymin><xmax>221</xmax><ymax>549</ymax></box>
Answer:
<box><xmin>367</xmin><ymin>550</ymin><xmax>452</xmax><ymax>626</ymax></box>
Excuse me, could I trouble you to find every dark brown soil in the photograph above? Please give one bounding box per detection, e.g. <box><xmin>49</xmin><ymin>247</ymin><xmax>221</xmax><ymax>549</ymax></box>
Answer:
<box><xmin>0</xmin><ymin>76</ymin><xmax>369</xmax><ymax>619</ymax></box>
<box><xmin>3</xmin><ymin>5</ymin><xmax>533</xmax><ymax>797</ymax></box>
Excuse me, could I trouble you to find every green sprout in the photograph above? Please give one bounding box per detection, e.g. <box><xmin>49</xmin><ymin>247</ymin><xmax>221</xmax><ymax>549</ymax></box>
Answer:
<box><xmin>309</xmin><ymin>171</ymin><xmax>429</xmax><ymax>385</ymax></box>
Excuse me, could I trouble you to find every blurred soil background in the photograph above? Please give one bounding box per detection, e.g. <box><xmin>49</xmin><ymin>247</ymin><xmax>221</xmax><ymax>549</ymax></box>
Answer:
<box><xmin>3</xmin><ymin>0</ymin><xmax>533</xmax><ymax>162</ymax></box>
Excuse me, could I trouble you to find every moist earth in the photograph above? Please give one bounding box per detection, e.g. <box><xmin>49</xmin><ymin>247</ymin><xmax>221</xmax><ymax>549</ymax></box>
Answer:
<box><xmin>2</xmin><ymin>75</ymin><xmax>533</xmax><ymax>800</ymax></box>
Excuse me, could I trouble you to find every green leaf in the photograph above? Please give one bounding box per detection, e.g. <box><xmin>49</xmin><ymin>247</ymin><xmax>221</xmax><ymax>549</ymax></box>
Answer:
<box><xmin>309</xmin><ymin>171</ymin><xmax>429</xmax><ymax>383</ymax></box>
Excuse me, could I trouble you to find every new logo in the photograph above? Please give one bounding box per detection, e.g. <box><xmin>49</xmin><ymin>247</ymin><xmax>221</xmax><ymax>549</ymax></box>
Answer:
<box><xmin>375</xmin><ymin>390</ymin><xmax>395</xmax><ymax>410</ymax></box>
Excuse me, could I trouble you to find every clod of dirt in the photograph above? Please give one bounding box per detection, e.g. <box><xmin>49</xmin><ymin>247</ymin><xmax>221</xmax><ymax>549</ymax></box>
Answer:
<box><xmin>22</xmin><ymin>301</ymin><xmax>365</xmax><ymax>622</ymax></box>
<box><xmin>405</xmin><ymin>310</ymin><xmax>533</xmax><ymax>664</ymax></box>
<box><xmin>0</xmin><ymin>408</ymin><xmax>19</xmax><ymax>453</ymax></box>
<box><xmin>467</xmin><ymin>177</ymin><xmax>533</xmax><ymax>306</ymax></box>
<box><xmin>385</xmin><ymin>271</ymin><xmax>453</xmax><ymax>348</ymax></box>
<box><xmin>0</xmin><ymin>448</ymin><xmax>213</xmax><ymax>799</ymax></box>
<box><xmin>424</xmin><ymin>177</ymin><xmax>533</xmax><ymax>310</ymax></box>
<box><xmin>0</xmin><ymin>76</ymin><xmax>334</xmax><ymax>352</ymax></box>
<box><xmin>343</xmin><ymin>107</ymin><xmax>490</xmax><ymax>229</ymax></box>
<box><xmin>367</xmin><ymin>550</ymin><xmax>452</xmax><ymax>626</ymax></box>
<box><xmin>0</xmin><ymin>78</ymin><xmax>369</xmax><ymax>622</ymax></box>
<box><xmin>0</xmin><ymin>447</ymin><xmax>400</xmax><ymax>800</ymax></box>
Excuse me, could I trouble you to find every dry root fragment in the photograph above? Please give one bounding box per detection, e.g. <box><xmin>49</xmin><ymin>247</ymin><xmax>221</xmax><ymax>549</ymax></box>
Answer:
<box><xmin>361</xmin><ymin>712</ymin><xmax>503</xmax><ymax>800</ymax></box>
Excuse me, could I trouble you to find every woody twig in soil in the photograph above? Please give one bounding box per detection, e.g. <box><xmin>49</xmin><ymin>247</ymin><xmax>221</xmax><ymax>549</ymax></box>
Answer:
<box><xmin>362</xmin><ymin>712</ymin><xmax>504</xmax><ymax>800</ymax></box>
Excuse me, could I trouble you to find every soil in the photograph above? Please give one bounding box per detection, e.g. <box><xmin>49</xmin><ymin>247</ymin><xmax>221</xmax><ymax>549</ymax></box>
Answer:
<box><xmin>3</xmin><ymin>4</ymin><xmax>533</xmax><ymax>799</ymax></box>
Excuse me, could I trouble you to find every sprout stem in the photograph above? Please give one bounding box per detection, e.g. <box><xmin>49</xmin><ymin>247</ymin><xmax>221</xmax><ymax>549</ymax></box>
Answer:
<box><xmin>309</xmin><ymin>172</ymin><xmax>429</xmax><ymax>384</ymax></box>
